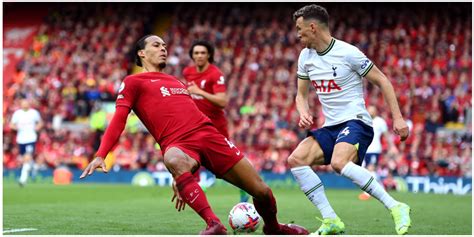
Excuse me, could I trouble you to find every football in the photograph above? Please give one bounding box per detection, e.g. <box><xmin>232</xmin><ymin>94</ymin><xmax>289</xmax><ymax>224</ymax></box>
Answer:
<box><xmin>228</xmin><ymin>202</ymin><xmax>261</xmax><ymax>233</ymax></box>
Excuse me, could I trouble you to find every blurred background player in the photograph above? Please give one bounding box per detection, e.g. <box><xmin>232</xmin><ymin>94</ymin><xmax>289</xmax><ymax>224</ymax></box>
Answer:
<box><xmin>183</xmin><ymin>40</ymin><xmax>250</xmax><ymax>202</ymax></box>
<box><xmin>359</xmin><ymin>105</ymin><xmax>396</xmax><ymax>200</ymax></box>
<box><xmin>9</xmin><ymin>99</ymin><xmax>43</xmax><ymax>187</ymax></box>
<box><xmin>287</xmin><ymin>4</ymin><xmax>411</xmax><ymax>235</ymax></box>
<box><xmin>80</xmin><ymin>34</ymin><xmax>309</xmax><ymax>235</ymax></box>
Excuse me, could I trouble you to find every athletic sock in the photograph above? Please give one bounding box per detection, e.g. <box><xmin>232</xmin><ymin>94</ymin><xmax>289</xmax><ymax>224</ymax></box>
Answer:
<box><xmin>252</xmin><ymin>189</ymin><xmax>280</xmax><ymax>230</ymax></box>
<box><xmin>19</xmin><ymin>162</ymin><xmax>32</xmax><ymax>184</ymax></box>
<box><xmin>341</xmin><ymin>162</ymin><xmax>398</xmax><ymax>209</ymax></box>
<box><xmin>291</xmin><ymin>166</ymin><xmax>338</xmax><ymax>219</ymax></box>
<box><xmin>175</xmin><ymin>172</ymin><xmax>220</xmax><ymax>225</ymax></box>
<box><xmin>32</xmin><ymin>162</ymin><xmax>39</xmax><ymax>180</ymax></box>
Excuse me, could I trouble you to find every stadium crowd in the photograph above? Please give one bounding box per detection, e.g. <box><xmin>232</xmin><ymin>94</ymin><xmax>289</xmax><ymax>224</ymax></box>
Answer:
<box><xmin>3</xmin><ymin>3</ymin><xmax>472</xmax><ymax>178</ymax></box>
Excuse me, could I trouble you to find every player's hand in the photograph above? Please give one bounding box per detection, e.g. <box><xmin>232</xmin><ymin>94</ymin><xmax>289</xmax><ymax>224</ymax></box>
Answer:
<box><xmin>393</xmin><ymin>118</ymin><xmax>409</xmax><ymax>141</ymax></box>
<box><xmin>79</xmin><ymin>157</ymin><xmax>108</xmax><ymax>179</ymax></box>
<box><xmin>298</xmin><ymin>113</ymin><xmax>314</xmax><ymax>129</ymax></box>
<box><xmin>171</xmin><ymin>180</ymin><xmax>186</xmax><ymax>212</ymax></box>
<box><xmin>187</xmin><ymin>82</ymin><xmax>203</xmax><ymax>96</ymax></box>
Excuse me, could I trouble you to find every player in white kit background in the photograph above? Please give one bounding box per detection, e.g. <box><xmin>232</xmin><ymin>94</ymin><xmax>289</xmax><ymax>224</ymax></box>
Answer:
<box><xmin>359</xmin><ymin>105</ymin><xmax>396</xmax><ymax>200</ymax></box>
<box><xmin>286</xmin><ymin>4</ymin><xmax>412</xmax><ymax>235</ymax></box>
<box><xmin>10</xmin><ymin>99</ymin><xmax>43</xmax><ymax>187</ymax></box>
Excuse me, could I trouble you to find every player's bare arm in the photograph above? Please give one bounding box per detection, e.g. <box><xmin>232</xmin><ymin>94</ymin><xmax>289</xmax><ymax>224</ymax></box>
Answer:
<box><xmin>35</xmin><ymin>119</ymin><xmax>44</xmax><ymax>132</ymax></box>
<box><xmin>365</xmin><ymin>65</ymin><xmax>409</xmax><ymax>141</ymax></box>
<box><xmin>80</xmin><ymin>106</ymin><xmax>130</xmax><ymax>179</ymax></box>
<box><xmin>9</xmin><ymin>122</ymin><xmax>17</xmax><ymax>131</ymax></box>
<box><xmin>296</xmin><ymin>78</ymin><xmax>313</xmax><ymax>129</ymax></box>
<box><xmin>187</xmin><ymin>81</ymin><xmax>228</xmax><ymax>108</ymax></box>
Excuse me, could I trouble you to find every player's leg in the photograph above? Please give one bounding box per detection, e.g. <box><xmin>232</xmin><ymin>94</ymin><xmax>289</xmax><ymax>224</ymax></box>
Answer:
<box><xmin>29</xmin><ymin>142</ymin><xmax>39</xmax><ymax>182</ymax></box>
<box><xmin>18</xmin><ymin>144</ymin><xmax>33</xmax><ymax>187</ymax></box>
<box><xmin>359</xmin><ymin>153</ymin><xmax>378</xmax><ymax>200</ymax></box>
<box><xmin>331</xmin><ymin>120</ymin><xmax>411</xmax><ymax>234</ymax></box>
<box><xmin>221</xmin><ymin>158</ymin><xmax>309</xmax><ymax>235</ymax></box>
<box><xmin>287</xmin><ymin>135</ymin><xmax>345</xmax><ymax>235</ymax></box>
<box><xmin>163</xmin><ymin>146</ymin><xmax>226</xmax><ymax>234</ymax></box>
<box><xmin>217</xmin><ymin>125</ymin><xmax>249</xmax><ymax>202</ymax></box>
<box><xmin>197</xmin><ymin>128</ymin><xmax>306</xmax><ymax>234</ymax></box>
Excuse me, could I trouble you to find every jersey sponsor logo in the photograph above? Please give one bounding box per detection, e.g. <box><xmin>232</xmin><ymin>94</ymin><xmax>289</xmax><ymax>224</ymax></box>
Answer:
<box><xmin>150</xmin><ymin>79</ymin><xmax>160</xmax><ymax>82</ymax></box>
<box><xmin>170</xmin><ymin>88</ymin><xmax>190</xmax><ymax>95</ymax></box>
<box><xmin>200</xmin><ymin>80</ymin><xmax>207</xmax><ymax>88</ymax></box>
<box><xmin>312</xmin><ymin>80</ymin><xmax>341</xmax><ymax>93</ymax></box>
<box><xmin>118</xmin><ymin>82</ymin><xmax>125</xmax><ymax>93</ymax></box>
<box><xmin>361</xmin><ymin>59</ymin><xmax>370</xmax><ymax>69</ymax></box>
<box><xmin>160</xmin><ymin>86</ymin><xmax>190</xmax><ymax>97</ymax></box>
<box><xmin>160</xmin><ymin>86</ymin><xmax>171</xmax><ymax>97</ymax></box>
<box><xmin>117</xmin><ymin>94</ymin><xmax>124</xmax><ymax>100</ymax></box>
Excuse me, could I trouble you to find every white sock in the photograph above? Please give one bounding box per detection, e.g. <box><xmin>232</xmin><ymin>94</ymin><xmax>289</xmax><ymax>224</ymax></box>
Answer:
<box><xmin>19</xmin><ymin>162</ymin><xmax>32</xmax><ymax>184</ymax></box>
<box><xmin>291</xmin><ymin>166</ymin><xmax>337</xmax><ymax>219</ymax></box>
<box><xmin>32</xmin><ymin>162</ymin><xmax>40</xmax><ymax>178</ymax></box>
<box><xmin>341</xmin><ymin>162</ymin><xmax>398</xmax><ymax>209</ymax></box>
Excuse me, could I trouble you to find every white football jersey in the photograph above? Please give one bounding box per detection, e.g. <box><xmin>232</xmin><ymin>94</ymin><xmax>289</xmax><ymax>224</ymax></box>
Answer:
<box><xmin>366</xmin><ymin>116</ymin><xmax>388</xmax><ymax>154</ymax></box>
<box><xmin>297</xmin><ymin>38</ymin><xmax>373</xmax><ymax>127</ymax></box>
<box><xmin>11</xmin><ymin>109</ymin><xmax>41</xmax><ymax>144</ymax></box>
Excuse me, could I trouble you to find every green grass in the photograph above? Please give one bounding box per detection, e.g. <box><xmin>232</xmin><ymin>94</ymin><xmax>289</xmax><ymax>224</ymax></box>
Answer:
<box><xmin>3</xmin><ymin>181</ymin><xmax>472</xmax><ymax>235</ymax></box>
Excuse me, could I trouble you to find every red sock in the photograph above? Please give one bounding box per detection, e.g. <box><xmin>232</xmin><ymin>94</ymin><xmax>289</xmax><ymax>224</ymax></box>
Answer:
<box><xmin>175</xmin><ymin>172</ymin><xmax>220</xmax><ymax>225</ymax></box>
<box><xmin>253</xmin><ymin>189</ymin><xmax>280</xmax><ymax>229</ymax></box>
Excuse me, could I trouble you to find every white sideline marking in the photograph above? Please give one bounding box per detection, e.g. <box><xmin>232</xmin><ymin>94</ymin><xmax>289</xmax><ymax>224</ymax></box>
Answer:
<box><xmin>3</xmin><ymin>228</ymin><xmax>38</xmax><ymax>234</ymax></box>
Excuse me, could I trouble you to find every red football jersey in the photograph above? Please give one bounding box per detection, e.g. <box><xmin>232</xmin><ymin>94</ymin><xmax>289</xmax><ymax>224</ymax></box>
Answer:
<box><xmin>116</xmin><ymin>72</ymin><xmax>212</xmax><ymax>148</ymax></box>
<box><xmin>183</xmin><ymin>64</ymin><xmax>229</xmax><ymax>137</ymax></box>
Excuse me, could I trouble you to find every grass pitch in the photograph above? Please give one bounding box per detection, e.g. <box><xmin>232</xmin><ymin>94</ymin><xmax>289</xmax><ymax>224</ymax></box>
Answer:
<box><xmin>3</xmin><ymin>181</ymin><xmax>472</xmax><ymax>235</ymax></box>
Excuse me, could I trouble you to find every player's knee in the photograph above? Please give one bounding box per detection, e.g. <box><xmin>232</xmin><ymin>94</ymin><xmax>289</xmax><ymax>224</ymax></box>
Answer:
<box><xmin>330</xmin><ymin>158</ymin><xmax>348</xmax><ymax>174</ymax></box>
<box><xmin>287</xmin><ymin>153</ymin><xmax>307</xmax><ymax>168</ymax></box>
<box><xmin>164</xmin><ymin>151</ymin><xmax>196</xmax><ymax>177</ymax></box>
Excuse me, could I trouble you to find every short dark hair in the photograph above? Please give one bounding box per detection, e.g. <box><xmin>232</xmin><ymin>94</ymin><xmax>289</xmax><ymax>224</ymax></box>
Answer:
<box><xmin>135</xmin><ymin>34</ymin><xmax>154</xmax><ymax>67</ymax></box>
<box><xmin>293</xmin><ymin>4</ymin><xmax>329</xmax><ymax>26</ymax></box>
<box><xmin>189</xmin><ymin>40</ymin><xmax>215</xmax><ymax>64</ymax></box>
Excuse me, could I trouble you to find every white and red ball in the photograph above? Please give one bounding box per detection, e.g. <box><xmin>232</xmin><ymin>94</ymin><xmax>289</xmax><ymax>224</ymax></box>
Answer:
<box><xmin>228</xmin><ymin>202</ymin><xmax>261</xmax><ymax>233</ymax></box>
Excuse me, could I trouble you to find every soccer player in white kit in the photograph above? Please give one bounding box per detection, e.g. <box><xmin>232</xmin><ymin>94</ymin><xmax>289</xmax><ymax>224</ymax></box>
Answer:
<box><xmin>10</xmin><ymin>99</ymin><xmax>43</xmax><ymax>187</ymax></box>
<box><xmin>287</xmin><ymin>4</ymin><xmax>411</xmax><ymax>235</ymax></box>
<box><xmin>359</xmin><ymin>105</ymin><xmax>395</xmax><ymax>200</ymax></box>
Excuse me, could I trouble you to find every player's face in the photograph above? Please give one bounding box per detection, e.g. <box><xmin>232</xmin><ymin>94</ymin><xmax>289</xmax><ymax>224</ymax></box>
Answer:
<box><xmin>20</xmin><ymin>100</ymin><xmax>30</xmax><ymax>111</ymax></box>
<box><xmin>295</xmin><ymin>17</ymin><xmax>315</xmax><ymax>48</ymax></box>
<box><xmin>192</xmin><ymin>45</ymin><xmax>210</xmax><ymax>67</ymax></box>
<box><xmin>142</xmin><ymin>36</ymin><xmax>167</xmax><ymax>69</ymax></box>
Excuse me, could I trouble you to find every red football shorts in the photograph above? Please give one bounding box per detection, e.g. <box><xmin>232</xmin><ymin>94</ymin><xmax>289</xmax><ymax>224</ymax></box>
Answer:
<box><xmin>213</xmin><ymin>122</ymin><xmax>229</xmax><ymax>138</ymax></box>
<box><xmin>163</xmin><ymin>125</ymin><xmax>244</xmax><ymax>178</ymax></box>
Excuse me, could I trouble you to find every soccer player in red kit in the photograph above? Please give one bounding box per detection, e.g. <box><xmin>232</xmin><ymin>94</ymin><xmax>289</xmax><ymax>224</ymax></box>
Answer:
<box><xmin>183</xmin><ymin>40</ymin><xmax>229</xmax><ymax>137</ymax></box>
<box><xmin>79</xmin><ymin>35</ymin><xmax>309</xmax><ymax>235</ymax></box>
<box><xmin>183</xmin><ymin>40</ymin><xmax>249</xmax><ymax>203</ymax></box>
